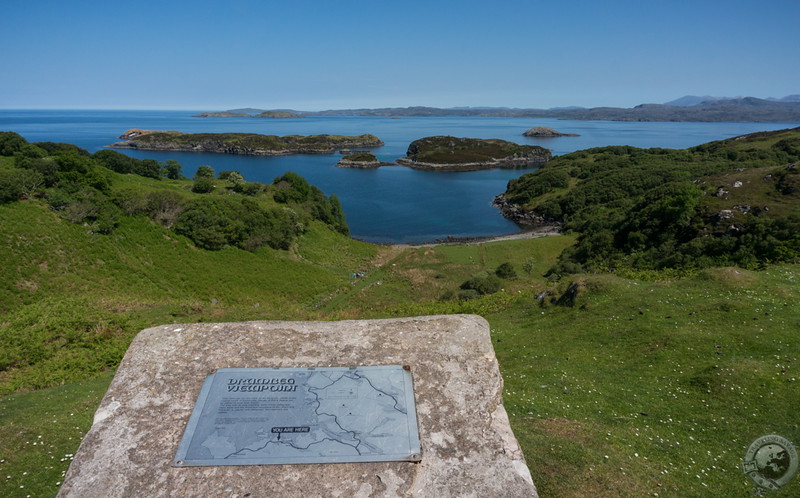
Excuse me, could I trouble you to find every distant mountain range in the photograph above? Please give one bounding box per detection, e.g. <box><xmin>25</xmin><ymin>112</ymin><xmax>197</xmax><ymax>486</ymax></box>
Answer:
<box><xmin>664</xmin><ymin>94</ymin><xmax>800</xmax><ymax>107</ymax></box>
<box><xmin>198</xmin><ymin>95</ymin><xmax>800</xmax><ymax>122</ymax></box>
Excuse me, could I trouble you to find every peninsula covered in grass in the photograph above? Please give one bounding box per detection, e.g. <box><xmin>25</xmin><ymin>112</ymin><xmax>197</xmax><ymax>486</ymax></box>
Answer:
<box><xmin>109</xmin><ymin>130</ymin><xmax>383</xmax><ymax>155</ymax></box>
<box><xmin>496</xmin><ymin>126</ymin><xmax>800</xmax><ymax>274</ymax></box>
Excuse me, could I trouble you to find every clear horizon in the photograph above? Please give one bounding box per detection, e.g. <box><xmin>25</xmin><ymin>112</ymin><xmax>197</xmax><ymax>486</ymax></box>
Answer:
<box><xmin>2</xmin><ymin>0</ymin><xmax>799</xmax><ymax>111</ymax></box>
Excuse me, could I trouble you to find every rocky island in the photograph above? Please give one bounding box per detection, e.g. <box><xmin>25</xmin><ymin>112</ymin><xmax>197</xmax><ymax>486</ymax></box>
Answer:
<box><xmin>109</xmin><ymin>130</ymin><xmax>383</xmax><ymax>155</ymax></box>
<box><xmin>193</xmin><ymin>109</ymin><xmax>303</xmax><ymax>118</ymax></box>
<box><xmin>336</xmin><ymin>152</ymin><xmax>382</xmax><ymax>168</ymax></box>
<box><xmin>193</xmin><ymin>111</ymin><xmax>251</xmax><ymax>118</ymax></box>
<box><xmin>253</xmin><ymin>110</ymin><xmax>303</xmax><ymax>119</ymax></box>
<box><xmin>395</xmin><ymin>136</ymin><xmax>551</xmax><ymax>171</ymax></box>
<box><xmin>522</xmin><ymin>126</ymin><xmax>580</xmax><ymax>137</ymax></box>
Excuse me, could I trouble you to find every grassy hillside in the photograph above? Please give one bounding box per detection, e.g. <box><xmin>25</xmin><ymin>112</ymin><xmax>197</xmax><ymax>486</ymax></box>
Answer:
<box><xmin>1</xmin><ymin>132</ymin><xmax>799</xmax><ymax>497</ymax></box>
<box><xmin>501</xmin><ymin>127</ymin><xmax>800</xmax><ymax>274</ymax></box>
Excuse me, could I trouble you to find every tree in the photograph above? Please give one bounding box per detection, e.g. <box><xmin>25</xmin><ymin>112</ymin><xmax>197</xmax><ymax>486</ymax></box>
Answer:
<box><xmin>134</xmin><ymin>159</ymin><xmax>161</xmax><ymax>179</ymax></box>
<box><xmin>194</xmin><ymin>165</ymin><xmax>215</xmax><ymax>179</ymax></box>
<box><xmin>0</xmin><ymin>131</ymin><xmax>27</xmax><ymax>156</ymax></box>
<box><xmin>0</xmin><ymin>170</ymin><xmax>25</xmax><ymax>202</ymax></box>
<box><xmin>495</xmin><ymin>262</ymin><xmax>517</xmax><ymax>279</ymax></box>
<box><xmin>222</xmin><ymin>171</ymin><xmax>245</xmax><ymax>186</ymax></box>
<box><xmin>191</xmin><ymin>176</ymin><xmax>215</xmax><ymax>193</ymax></box>
<box><xmin>272</xmin><ymin>171</ymin><xmax>310</xmax><ymax>203</ymax></box>
<box><xmin>93</xmin><ymin>150</ymin><xmax>135</xmax><ymax>174</ymax></box>
<box><xmin>162</xmin><ymin>160</ymin><xmax>183</xmax><ymax>180</ymax></box>
<box><xmin>146</xmin><ymin>190</ymin><xmax>185</xmax><ymax>227</ymax></box>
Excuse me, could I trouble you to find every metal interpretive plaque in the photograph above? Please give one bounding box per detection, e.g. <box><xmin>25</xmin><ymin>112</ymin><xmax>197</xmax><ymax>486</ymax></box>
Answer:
<box><xmin>173</xmin><ymin>366</ymin><xmax>421</xmax><ymax>466</ymax></box>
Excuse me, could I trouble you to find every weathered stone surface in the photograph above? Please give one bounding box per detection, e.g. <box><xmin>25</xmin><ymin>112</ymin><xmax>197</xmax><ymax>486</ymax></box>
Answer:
<box><xmin>59</xmin><ymin>315</ymin><xmax>537</xmax><ymax>497</ymax></box>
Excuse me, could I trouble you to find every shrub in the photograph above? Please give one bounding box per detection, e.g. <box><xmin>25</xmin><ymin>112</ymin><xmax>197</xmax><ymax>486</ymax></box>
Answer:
<box><xmin>0</xmin><ymin>169</ymin><xmax>25</xmax><ymax>202</ymax></box>
<box><xmin>18</xmin><ymin>157</ymin><xmax>59</xmax><ymax>187</ymax></box>
<box><xmin>458</xmin><ymin>289</ymin><xmax>481</xmax><ymax>300</ymax></box>
<box><xmin>34</xmin><ymin>141</ymin><xmax>90</xmax><ymax>157</ymax></box>
<box><xmin>0</xmin><ymin>131</ymin><xmax>28</xmax><ymax>156</ymax></box>
<box><xmin>495</xmin><ymin>262</ymin><xmax>517</xmax><ymax>279</ymax></box>
<box><xmin>233</xmin><ymin>181</ymin><xmax>262</xmax><ymax>196</ymax></box>
<box><xmin>194</xmin><ymin>165</ymin><xmax>215</xmax><ymax>179</ymax></box>
<box><xmin>0</xmin><ymin>169</ymin><xmax>44</xmax><ymax>202</ymax></box>
<box><xmin>162</xmin><ymin>159</ymin><xmax>183</xmax><ymax>180</ymax></box>
<box><xmin>173</xmin><ymin>198</ymin><xmax>303</xmax><ymax>251</ymax></box>
<box><xmin>174</xmin><ymin>198</ymin><xmax>245</xmax><ymax>250</ymax></box>
<box><xmin>460</xmin><ymin>272</ymin><xmax>503</xmax><ymax>295</ymax></box>
<box><xmin>146</xmin><ymin>190</ymin><xmax>186</xmax><ymax>227</ymax></box>
<box><xmin>133</xmin><ymin>159</ymin><xmax>161</xmax><ymax>179</ymax></box>
<box><xmin>273</xmin><ymin>171</ymin><xmax>311</xmax><ymax>203</ymax></box>
<box><xmin>191</xmin><ymin>177</ymin><xmax>215</xmax><ymax>193</ymax></box>
<box><xmin>218</xmin><ymin>170</ymin><xmax>245</xmax><ymax>183</ymax></box>
<box><xmin>93</xmin><ymin>150</ymin><xmax>136</xmax><ymax>174</ymax></box>
<box><xmin>522</xmin><ymin>257</ymin><xmax>536</xmax><ymax>275</ymax></box>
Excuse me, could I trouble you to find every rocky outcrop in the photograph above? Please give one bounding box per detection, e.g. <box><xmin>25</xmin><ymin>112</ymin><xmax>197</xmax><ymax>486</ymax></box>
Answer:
<box><xmin>109</xmin><ymin>131</ymin><xmax>384</xmax><ymax>156</ymax></box>
<box><xmin>522</xmin><ymin>126</ymin><xmax>579</xmax><ymax>137</ymax></box>
<box><xmin>117</xmin><ymin>129</ymin><xmax>165</xmax><ymax>140</ymax></box>
<box><xmin>59</xmin><ymin>316</ymin><xmax>538</xmax><ymax>497</ymax></box>
<box><xmin>396</xmin><ymin>136</ymin><xmax>551</xmax><ymax>171</ymax></box>
<box><xmin>493</xmin><ymin>193</ymin><xmax>562</xmax><ymax>229</ymax></box>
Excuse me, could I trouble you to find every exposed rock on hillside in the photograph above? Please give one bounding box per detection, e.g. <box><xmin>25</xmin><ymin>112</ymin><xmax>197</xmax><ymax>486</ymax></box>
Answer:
<box><xmin>117</xmin><ymin>129</ymin><xmax>165</xmax><ymax>140</ymax></box>
<box><xmin>109</xmin><ymin>131</ymin><xmax>383</xmax><ymax>156</ymax></box>
<box><xmin>522</xmin><ymin>126</ymin><xmax>579</xmax><ymax>137</ymax></box>
<box><xmin>492</xmin><ymin>193</ymin><xmax>562</xmax><ymax>228</ymax></box>
<box><xmin>396</xmin><ymin>136</ymin><xmax>551</xmax><ymax>171</ymax></box>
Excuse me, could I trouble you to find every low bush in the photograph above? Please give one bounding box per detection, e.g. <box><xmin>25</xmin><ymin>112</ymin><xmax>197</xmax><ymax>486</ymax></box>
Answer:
<box><xmin>460</xmin><ymin>272</ymin><xmax>503</xmax><ymax>295</ymax></box>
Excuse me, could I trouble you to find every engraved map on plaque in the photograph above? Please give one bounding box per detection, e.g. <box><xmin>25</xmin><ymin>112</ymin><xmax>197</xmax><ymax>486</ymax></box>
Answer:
<box><xmin>173</xmin><ymin>366</ymin><xmax>421</xmax><ymax>466</ymax></box>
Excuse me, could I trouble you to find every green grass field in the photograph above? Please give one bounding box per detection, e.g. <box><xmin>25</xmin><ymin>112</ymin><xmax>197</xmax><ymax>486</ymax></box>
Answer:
<box><xmin>1</xmin><ymin>141</ymin><xmax>799</xmax><ymax>496</ymax></box>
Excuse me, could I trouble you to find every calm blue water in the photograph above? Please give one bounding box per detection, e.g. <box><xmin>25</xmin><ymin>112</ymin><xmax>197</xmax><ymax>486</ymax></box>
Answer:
<box><xmin>1</xmin><ymin>110</ymin><xmax>795</xmax><ymax>243</ymax></box>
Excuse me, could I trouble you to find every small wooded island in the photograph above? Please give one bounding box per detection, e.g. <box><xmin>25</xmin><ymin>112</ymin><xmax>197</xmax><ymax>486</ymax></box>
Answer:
<box><xmin>395</xmin><ymin>136</ymin><xmax>551</xmax><ymax>171</ymax></box>
<box><xmin>336</xmin><ymin>152</ymin><xmax>381</xmax><ymax>168</ymax></box>
<box><xmin>109</xmin><ymin>130</ymin><xmax>383</xmax><ymax>155</ymax></box>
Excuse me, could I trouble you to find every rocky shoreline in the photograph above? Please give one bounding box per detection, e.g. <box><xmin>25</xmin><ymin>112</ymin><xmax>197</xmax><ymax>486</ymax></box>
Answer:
<box><xmin>395</xmin><ymin>155</ymin><xmax>546</xmax><ymax>171</ymax></box>
<box><xmin>492</xmin><ymin>193</ymin><xmax>562</xmax><ymax>228</ymax></box>
<box><xmin>387</xmin><ymin>227</ymin><xmax>561</xmax><ymax>248</ymax></box>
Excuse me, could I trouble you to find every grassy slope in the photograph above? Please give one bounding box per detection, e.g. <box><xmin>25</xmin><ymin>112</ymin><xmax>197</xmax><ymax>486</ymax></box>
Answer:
<box><xmin>1</xmin><ymin>155</ymin><xmax>799</xmax><ymax>496</ymax></box>
<box><xmin>492</xmin><ymin>267</ymin><xmax>799</xmax><ymax>496</ymax></box>
<box><xmin>0</xmin><ymin>196</ymin><xmax>377</xmax><ymax>392</ymax></box>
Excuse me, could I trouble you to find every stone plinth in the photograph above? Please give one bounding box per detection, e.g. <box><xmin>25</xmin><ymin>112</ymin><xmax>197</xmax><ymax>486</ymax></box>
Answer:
<box><xmin>59</xmin><ymin>315</ymin><xmax>537</xmax><ymax>497</ymax></box>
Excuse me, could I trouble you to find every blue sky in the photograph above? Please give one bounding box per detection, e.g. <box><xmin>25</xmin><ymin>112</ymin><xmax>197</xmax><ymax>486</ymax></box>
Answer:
<box><xmin>2</xmin><ymin>0</ymin><xmax>798</xmax><ymax>110</ymax></box>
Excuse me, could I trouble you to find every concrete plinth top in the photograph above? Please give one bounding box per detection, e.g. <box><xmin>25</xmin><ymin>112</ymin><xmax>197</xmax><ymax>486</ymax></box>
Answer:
<box><xmin>59</xmin><ymin>315</ymin><xmax>537</xmax><ymax>497</ymax></box>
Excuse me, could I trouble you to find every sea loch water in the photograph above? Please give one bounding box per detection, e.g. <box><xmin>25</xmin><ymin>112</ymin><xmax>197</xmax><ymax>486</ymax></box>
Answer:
<box><xmin>1</xmin><ymin>110</ymin><xmax>795</xmax><ymax>243</ymax></box>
